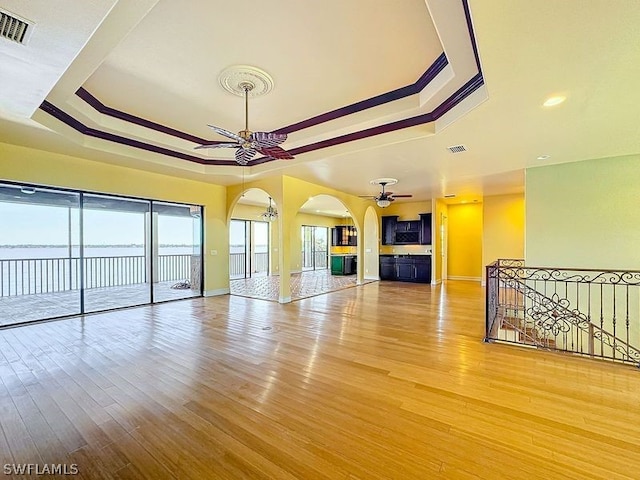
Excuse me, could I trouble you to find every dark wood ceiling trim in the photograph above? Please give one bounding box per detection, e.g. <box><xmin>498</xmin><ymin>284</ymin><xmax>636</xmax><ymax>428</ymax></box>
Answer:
<box><xmin>39</xmin><ymin>101</ymin><xmax>236</xmax><ymax>166</ymax></box>
<box><xmin>75</xmin><ymin>88</ymin><xmax>213</xmax><ymax>145</ymax></box>
<box><xmin>274</xmin><ymin>52</ymin><xmax>448</xmax><ymax>135</ymax></box>
<box><xmin>251</xmin><ymin>73</ymin><xmax>484</xmax><ymax>165</ymax></box>
<box><xmin>38</xmin><ymin>0</ymin><xmax>483</xmax><ymax>167</ymax></box>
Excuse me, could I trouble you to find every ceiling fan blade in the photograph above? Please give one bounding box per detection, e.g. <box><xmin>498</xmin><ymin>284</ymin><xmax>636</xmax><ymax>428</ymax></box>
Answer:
<box><xmin>252</xmin><ymin>131</ymin><xmax>287</xmax><ymax>146</ymax></box>
<box><xmin>194</xmin><ymin>142</ymin><xmax>240</xmax><ymax>150</ymax></box>
<box><xmin>235</xmin><ymin>148</ymin><xmax>256</xmax><ymax>165</ymax></box>
<box><xmin>357</xmin><ymin>195</ymin><xmax>376</xmax><ymax>198</ymax></box>
<box><xmin>390</xmin><ymin>194</ymin><xmax>413</xmax><ymax>198</ymax></box>
<box><xmin>208</xmin><ymin>125</ymin><xmax>244</xmax><ymax>143</ymax></box>
<box><xmin>257</xmin><ymin>145</ymin><xmax>294</xmax><ymax>160</ymax></box>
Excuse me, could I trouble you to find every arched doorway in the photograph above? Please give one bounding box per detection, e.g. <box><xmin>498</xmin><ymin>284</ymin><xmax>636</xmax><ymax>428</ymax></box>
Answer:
<box><xmin>228</xmin><ymin>188</ymin><xmax>279</xmax><ymax>298</ymax></box>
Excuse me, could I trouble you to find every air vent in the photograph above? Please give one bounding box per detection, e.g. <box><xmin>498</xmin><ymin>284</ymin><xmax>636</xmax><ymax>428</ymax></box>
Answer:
<box><xmin>447</xmin><ymin>144</ymin><xmax>467</xmax><ymax>154</ymax></box>
<box><xmin>0</xmin><ymin>10</ymin><xmax>31</xmax><ymax>44</ymax></box>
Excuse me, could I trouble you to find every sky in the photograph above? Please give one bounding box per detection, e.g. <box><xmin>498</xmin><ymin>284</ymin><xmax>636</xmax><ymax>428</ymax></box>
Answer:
<box><xmin>0</xmin><ymin>203</ymin><xmax>198</xmax><ymax>245</ymax></box>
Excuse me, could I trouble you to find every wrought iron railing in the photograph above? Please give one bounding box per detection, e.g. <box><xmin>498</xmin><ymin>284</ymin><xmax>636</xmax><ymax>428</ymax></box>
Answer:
<box><xmin>486</xmin><ymin>259</ymin><xmax>640</xmax><ymax>365</ymax></box>
<box><xmin>0</xmin><ymin>254</ymin><xmax>194</xmax><ymax>296</ymax></box>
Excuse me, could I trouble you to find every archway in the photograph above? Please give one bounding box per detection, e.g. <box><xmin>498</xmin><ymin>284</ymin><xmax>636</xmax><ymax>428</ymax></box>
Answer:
<box><xmin>290</xmin><ymin>194</ymin><xmax>360</xmax><ymax>298</ymax></box>
<box><xmin>227</xmin><ymin>188</ymin><xmax>280</xmax><ymax>299</ymax></box>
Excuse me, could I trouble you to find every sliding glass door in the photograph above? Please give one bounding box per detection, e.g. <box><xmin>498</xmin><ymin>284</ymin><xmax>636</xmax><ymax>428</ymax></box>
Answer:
<box><xmin>0</xmin><ymin>184</ymin><xmax>80</xmax><ymax>325</ymax></box>
<box><xmin>252</xmin><ymin>221</ymin><xmax>269</xmax><ymax>277</ymax></box>
<box><xmin>229</xmin><ymin>219</ymin><xmax>270</xmax><ymax>279</ymax></box>
<box><xmin>301</xmin><ymin>226</ymin><xmax>328</xmax><ymax>271</ymax></box>
<box><xmin>83</xmin><ymin>194</ymin><xmax>151</xmax><ymax>313</ymax></box>
<box><xmin>0</xmin><ymin>181</ymin><xmax>204</xmax><ymax>327</ymax></box>
<box><xmin>153</xmin><ymin>202</ymin><xmax>202</xmax><ymax>302</ymax></box>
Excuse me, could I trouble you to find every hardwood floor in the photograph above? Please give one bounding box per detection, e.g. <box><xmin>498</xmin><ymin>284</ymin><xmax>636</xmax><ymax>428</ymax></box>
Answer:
<box><xmin>1</xmin><ymin>280</ymin><xmax>640</xmax><ymax>479</ymax></box>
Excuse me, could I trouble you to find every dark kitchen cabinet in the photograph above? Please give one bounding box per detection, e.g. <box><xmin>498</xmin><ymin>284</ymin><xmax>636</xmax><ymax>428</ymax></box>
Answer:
<box><xmin>379</xmin><ymin>255</ymin><xmax>396</xmax><ymax>280</ymax></box>
<box><xmin>331</xmin><ymin>255</ymin><xmax>357</xmax><ymax>275</ymax></box>
<box><xmin>419</xmin><ymin>213</ymin><xmax>432</xmax><ymax>245</ymax></box>
<box><xmin>396</xmin><ymin>261</ymin><xmax>415</xmax><ymax>281</ymax></box>
<box><xmin>381</xmin><ymin>214</ymin><xmax>431</xmax><ymax>245</ymax></box>
<box><xmin>381</xmin><ymin>216</ymin><xmax>398</xmax><ymax>245</ymax></box>
<box><xmin>414</xmin><ymin>261</ymin><xmax>431</xmax><ymax>282</ymax></box>
<box><xmin>379</xmin><ymin>255</ymin><xmax>431</xmax><ymax>283</ymax></box>
<box><xmin>331</xmin><ymin>226</ymin><xmax>357</xmax><ymax>246</ymax></box>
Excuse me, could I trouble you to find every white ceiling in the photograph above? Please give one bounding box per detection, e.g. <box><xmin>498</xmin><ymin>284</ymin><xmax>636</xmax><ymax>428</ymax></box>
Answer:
<box><xmin>1</xmin><ymin>0</ymin><xmax>639</xmax><ymax>212</ymax></box>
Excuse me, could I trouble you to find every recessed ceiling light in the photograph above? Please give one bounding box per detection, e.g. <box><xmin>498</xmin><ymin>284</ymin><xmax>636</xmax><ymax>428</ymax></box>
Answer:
<box><xmin>536</xmin><ymin>154</ymin><xmax>551</xmax><ymax>160</ymax></box>
<box><xmin>543</xmin><ymin>96</ymin><xmax>566</xmax><ymax>107</ymax></box>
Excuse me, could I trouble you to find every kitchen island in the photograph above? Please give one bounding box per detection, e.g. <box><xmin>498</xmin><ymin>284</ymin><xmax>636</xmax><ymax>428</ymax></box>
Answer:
<box><xmin>330</xmin><ymin>254</ymin><xmax>357</xmax><ymax>275</ymax></box>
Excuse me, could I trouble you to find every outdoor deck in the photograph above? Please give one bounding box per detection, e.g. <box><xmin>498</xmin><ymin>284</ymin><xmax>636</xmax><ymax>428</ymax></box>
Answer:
<box><xmin>0</xmin><ymin>281</ymin><xmax>199</xmax><ymax>327</ymax></box>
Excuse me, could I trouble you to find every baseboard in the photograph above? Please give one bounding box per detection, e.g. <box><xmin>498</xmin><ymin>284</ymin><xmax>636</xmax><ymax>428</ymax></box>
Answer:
<box><xmin>279</xmin><ymin>296</ymin><xmax>292</xmax><ymax>304</ymax></box>
<box><xmin>204</xmin><ymin>288</ymin><xmax>230</xmax><ymax>297</ymax></box>
<box><xmin>363</xmin><ymin>276</ymin><xmax>380</xmax><ymax>281</ymax></box>
<box><xmin>447</xmin><ymin>276</ymin><xmax>482</xmax><ymax>282</ymax></box>
<box><xmin>431</xmin><ymin>279</ymin><xmax>442</xmax><ymax>285</ymax></box>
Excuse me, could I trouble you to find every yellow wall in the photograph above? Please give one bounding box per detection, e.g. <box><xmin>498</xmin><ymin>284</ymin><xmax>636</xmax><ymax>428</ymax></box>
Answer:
<box><xmin>378</xmin><ymin>200</ymin><xmax>433</xmax><ymax>255</ymax></box>
<box><xmin>377</xmin><ymin>200</ymin><xmax>432</xmax><ymax>220</ymax></box>
<box><xmin>447</xmin><ymin>202</ymin><xmax>483</xmax><ymax>280</ymax></box>
<box><xmin>526</xmin><ymin>155</ymin><xmax>640</xmax><ymax>270</ymax></box>
<box><xmin>0</xmin><ymin>142</ymin><xmax>229</xmax><ymax>294</ymax></box>
<box><xmin>482</xmin><ymin>193</ymin><xmax>524</xmax><ymax>280</ymax></box>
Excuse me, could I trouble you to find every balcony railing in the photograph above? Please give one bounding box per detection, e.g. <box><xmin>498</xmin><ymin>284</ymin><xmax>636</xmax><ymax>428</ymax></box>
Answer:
<box><xmin>0</xmin><ymin>254</ymin><xmax>194</xmax><ymax>297</ymax></box>
<box><xmin>229</xmin><ymin>252</ymin><xmax>269</xmax><ymax>278</ymax></box>
<box><xmin>486</xmin><ymin>259</ymin><xmax>640</xmax><ymax>365</ymax></box>
<box><xmin>302</xmin><ymin>250</ymin><xmax>328</xmax><ymax>270</ymax></box>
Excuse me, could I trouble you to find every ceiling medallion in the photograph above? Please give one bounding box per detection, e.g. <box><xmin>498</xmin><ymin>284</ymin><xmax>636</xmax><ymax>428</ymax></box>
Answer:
<box><xmin>218</xmin><ymin>65</ymin><xmax>274</xmax><ymax>98</ymax></box>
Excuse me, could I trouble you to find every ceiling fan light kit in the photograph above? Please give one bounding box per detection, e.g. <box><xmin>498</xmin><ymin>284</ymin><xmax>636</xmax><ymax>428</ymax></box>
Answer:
<box><xmin>359</xmin><ymin>178</ymin><xmax>412</xmax><ymax>208</ymax></box>
<box><xmin>195</xmin><ymin>66</ymin><xmax>294</xmax><ymax>166</ymax></box>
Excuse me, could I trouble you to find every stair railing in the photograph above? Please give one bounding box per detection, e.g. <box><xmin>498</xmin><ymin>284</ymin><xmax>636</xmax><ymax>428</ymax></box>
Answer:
<box><xmin>485</xmin><ymin>260</ymin><xmax>640</xmax><ymax>366</ymax></box>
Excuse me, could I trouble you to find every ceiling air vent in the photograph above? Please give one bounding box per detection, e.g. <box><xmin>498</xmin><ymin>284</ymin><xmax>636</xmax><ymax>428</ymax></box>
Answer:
<box><xmin>447</xmin><ymin>144</ymin><xmax>467</xmax><ymax>154</ymax></box>
<box><xmin>0</xmin><ymin>10</ymin><xmax>31</xmax><ymax>44</ymax></box>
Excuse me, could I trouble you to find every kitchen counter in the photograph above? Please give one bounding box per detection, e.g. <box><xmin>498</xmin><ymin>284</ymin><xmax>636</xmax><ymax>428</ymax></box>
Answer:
<box><xmin>380</xmin><ymin>254</ymin><xmax>431</xmax><ymax>283</ymax></box>
<box><xmin>331</xmin><ymin>254</ymin><xmax>356</xmax><ymax>275</ymax></box>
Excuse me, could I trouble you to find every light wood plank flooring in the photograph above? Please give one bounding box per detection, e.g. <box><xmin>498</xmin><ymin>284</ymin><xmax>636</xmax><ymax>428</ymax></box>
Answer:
<box><xmin>1</xmin><ymin>280</ymin><xmax>640</xmax><ymax>479</ymax></box>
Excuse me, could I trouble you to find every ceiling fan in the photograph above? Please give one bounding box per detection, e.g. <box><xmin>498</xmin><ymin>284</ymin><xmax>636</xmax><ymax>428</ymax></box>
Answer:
<box><xmin>359</xmin><ymin>179</ymin><xmax>413</xmax><ymax>208</ymax></box>
<box><xmin>194</xmin><ymin>81</ymin><xmax>294</xmax><ymax>166</ymax></box>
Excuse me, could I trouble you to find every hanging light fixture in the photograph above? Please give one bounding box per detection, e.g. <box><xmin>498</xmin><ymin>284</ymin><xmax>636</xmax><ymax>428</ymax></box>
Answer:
<box><xmin>261</xmin><ymin>197</ymin><xmax>278</xmax><ymax>221</ymax></box>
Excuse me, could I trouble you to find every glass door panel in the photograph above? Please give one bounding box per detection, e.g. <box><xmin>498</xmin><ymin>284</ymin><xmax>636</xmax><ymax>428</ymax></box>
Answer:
<box><xmin>0</xmin><ymin>183</ymin><xmax>80</xmax><ymax>325</ymax></box>
<box><xmin>153</xmin><ymin>202</ymin><xmax>203</xmax><ymax>302</ymax></box>
<box><xmin>230</xmin><ymin>220</ymin><xmax>248</xmax><ymax>279</ymax></box>
<box><xmin>302</xmin><ymin>226</ymin><xmax>314</xmax><ymax>271</ymax></box>
<box><xmin>301</xmin><ymin>226</ymin><xmax>329</xmax><ymax>271</ymax></box>
<box><xmin>83</xmin><ymin>194</ymin><xmax>151</xmax><ymax>312</ymax></box>
<box><xmin>314</xmin><ymin>227</ymin><xmax>328</xmax><ymax>269</ymax></box>
<box><xmin>252</xmin><ymin>221</ymin><xmax>269</xmax><ymax>277</ymax></box>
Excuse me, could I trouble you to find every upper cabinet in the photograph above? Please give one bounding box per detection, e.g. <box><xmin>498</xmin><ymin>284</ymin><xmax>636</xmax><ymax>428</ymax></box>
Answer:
<box><xmin>331</xmin><ymin>225</ymin><xmax>357</xmax><ymax>246</ymax></box>
<box><xmin>419</xmin><ymin>213</ymin><xmax>431</xmax><ymax>246</ymax></box>
<box><xmin>381</xmin><ymin>216</ymin><xmax>397</xmax><ymax>245</ymax></box>
<box><xmin>381</xmin><ymin>213</ymin><xmax>431</xmax><ymax>245</ymax></box>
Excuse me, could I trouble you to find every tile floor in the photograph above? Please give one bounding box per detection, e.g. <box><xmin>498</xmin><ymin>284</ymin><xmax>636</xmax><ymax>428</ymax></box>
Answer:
<box><xmin>230</xmin><ymin>269</ymin><xmax>374</xmax><ymax>302</ymax></box>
